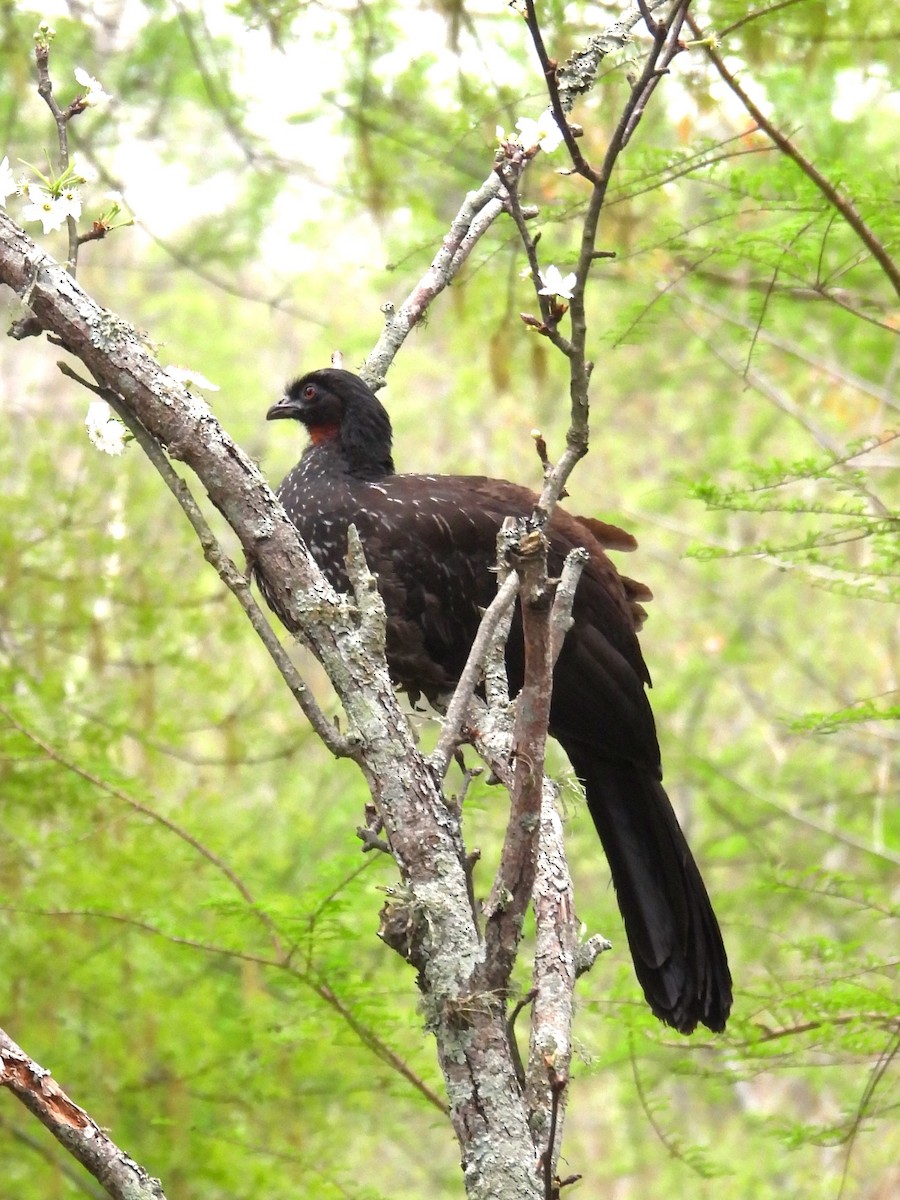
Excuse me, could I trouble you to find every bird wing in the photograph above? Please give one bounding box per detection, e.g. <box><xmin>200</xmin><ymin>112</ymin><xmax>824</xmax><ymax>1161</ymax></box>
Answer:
<box><xmin>346</xmin><ymin>475</ymin><xmax>662</xmax><ymax>772</ymax></box>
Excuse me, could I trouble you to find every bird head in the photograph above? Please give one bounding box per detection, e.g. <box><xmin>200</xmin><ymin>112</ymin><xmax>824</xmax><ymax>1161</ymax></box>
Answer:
<box><xmin>267</xmin><ymin>368</ymin><xmax>395</xmax><ymax>478</ymax></box>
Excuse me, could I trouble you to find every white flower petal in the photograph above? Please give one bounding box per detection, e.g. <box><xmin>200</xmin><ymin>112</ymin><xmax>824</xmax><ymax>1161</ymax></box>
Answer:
<box><xmin>537</xmin><ymin>264</ymin><xmax>577</xmax><ymax>300</ymax></box>
<box><xmin>0</xmin><ymin>156</ymin><xmax>16</xmax><ymax>205</ymax></box>
<box><xmin>535</xmin><ymin>109</ymin><xmax>565</xmax><ymax>153</ymax></box>
<box><xmin>70</xmin><ymin>152</ymin><xmax>97</xmax><ymax>183</ymax></box>
<box><xmin>514</xmin><ymin>117</ymin><xmax>540</xmax><ymax>149</ymax></box>
<box><xmin>514</xmin><ymin>110</ymin><xmax>564</xmax><ymax>154</ymax></box>
<box><xmin>22</xmin><ymin>192</ymin><xmax>68</xmax><ymax>234</ymax></box>
<box><xmin>58</xmin><ymin>188</ymin><xmax>82</xmax><ymax>220</ymax></box>
<box><xmin>74</xmin><ymin>66</ymin><xmax>110</xmax><ymax>106</ymax></box>
<box><xmin>85</xmin><ymin>400</ymin><xmax>127</xmax><ymax>455</ymax></box>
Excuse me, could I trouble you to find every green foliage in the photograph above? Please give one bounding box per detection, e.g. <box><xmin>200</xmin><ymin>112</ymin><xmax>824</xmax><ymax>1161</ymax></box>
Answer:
<box><xmin>1</xmin><ymin>0</ymin><xmax>898</xmax><ymax>1197</ymax></box>
<box><xmin>688</xmin><ymin>436</ymin><xmax>900</xmax><ymax>605</ymax></box>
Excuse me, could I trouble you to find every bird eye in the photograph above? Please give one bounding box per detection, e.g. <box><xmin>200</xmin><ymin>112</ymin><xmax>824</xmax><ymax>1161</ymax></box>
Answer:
<box><xmin>304</xmin><ymin>384</ymin><xmax>316</xmax><ymax>400</ymax></box>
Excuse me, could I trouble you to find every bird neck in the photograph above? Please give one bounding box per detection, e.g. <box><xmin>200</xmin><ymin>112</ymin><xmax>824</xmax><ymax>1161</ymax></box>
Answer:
<box><xmin>300</xmin><ymin>436</ymin><xmax>395</xmax><ymax>482</ymax></box>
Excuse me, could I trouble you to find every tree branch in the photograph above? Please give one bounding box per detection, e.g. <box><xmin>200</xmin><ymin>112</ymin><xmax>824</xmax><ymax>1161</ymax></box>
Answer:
<box><xmin>429</xmin><ymin>571</ymin><xmax>519</xmax><ymax>779</ymax></box>
<box><xmin>483</xmin><ymin>526</ymin><xmax>554</xmax><ymax>995</ymax></box>
<box><xmin>33</xmin><ymin>39</ymin><xmax>80</xmax><ymax>274</ymax></box>
<box><xmin>0</xmin><ymin>1028</ymin><xmax>167</xmax><ymax>1200</ymax></box>
<box><xmin>686</xmin><ymin>11</ymin><xmax>900</xmax><ymax>299</ymax></box>
<box><xmin>361</xmin><ymin>0</ymin><xmax>666</xmax><ymax>387</ymax></box>
<box><xmin>363</xmin><ymin>173</ymin><xmax>510</xmax><ymax>386</ymax></box>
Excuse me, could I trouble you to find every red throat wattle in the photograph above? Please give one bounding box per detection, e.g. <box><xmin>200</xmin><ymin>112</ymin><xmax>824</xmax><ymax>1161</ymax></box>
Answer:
<box><xmin>308</xmin><ymin>424</ymin><xmax>341</xmax><ymax>445</ymax></box>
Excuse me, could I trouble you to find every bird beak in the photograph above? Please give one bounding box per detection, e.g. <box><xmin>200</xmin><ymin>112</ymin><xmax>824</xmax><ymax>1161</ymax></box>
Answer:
<box><xmin>266</xmin><ymin>395</ymin><xmax>300</xmax><ymax>421</ymax></box>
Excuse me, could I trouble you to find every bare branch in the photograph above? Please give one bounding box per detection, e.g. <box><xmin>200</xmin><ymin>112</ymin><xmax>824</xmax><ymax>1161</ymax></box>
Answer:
<box><xmin>554</xmin><ymin>0</ymin><xmax>669</xmax><ymax>111</ymax></box>
<box><xmin>363</xmin><ymin>174</ymin><xmax>509</xmax><ymax>385</ymax></box>
<box><xmin>686</xmin><ymin>11</ymin><xmax>900</xmax><ymax>299</ymax></box>
<box><xmin>499</xmin><ymin>164</ymin><xmax>576</xmax><ymax>357</ymax></box>
<box><xmin>430</xmin><ymin>571</ymin><xmax>519</xmax><ymax>778</ymax></box>
<box><xmin>361</xmin><ymin>0</ymin><xmax>666</xmax><ymax>385</ymax></box>
<box><xmin>483</xmin><ymin>525</ymin><xmax>554</xmax><ymax>994</ymax></box>
<box><xmin>0</xmin><ymin>1028</ymin><xmax>167</xmax><ymax>1200</ymax></box>
<box><xmin>522</xmin><ymin>0</ymin><xmax>599</xmax><ymax>183</ymax></box>
<box><xmin>33</xmin><ymin>39</ymin><xmax>79</xmax><ymax>273</ymax></box>
<box><xmin>524</xmin><ymin>780</ymin><xmax>577</xmax><ymax>1169</ymax></box>
<box><xmin>549</xmin><ymin>548</ymin><xmax>589</xmax><ymax>664</ymax></box>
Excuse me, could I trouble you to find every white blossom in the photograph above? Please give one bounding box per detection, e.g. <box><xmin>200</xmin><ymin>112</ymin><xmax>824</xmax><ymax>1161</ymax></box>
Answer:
<box><xmin>164</xmin><ymin>365</ymin><xmax>220</xmax><ymax>392</ymax></box>
<box><xmin>0</xmin><ymin>156</ymin><xmax>16</xmax><ymax>206</ymax></box>
<box><xmin>57</xmin><ymin>186</ymin><xmax>82</xmax><ymax>221</ymax></box>
<box><xmin>85</xmin><ymin>400</ymin><xmax>127</xmax><ymax>456</ymax></box>
<box><xmin>515</xmin><ymin>109</ymin><xmax>565</xmax><ymax>153</ymax></box>
<box><xmin>21</xmin><ymin>187</ymin><xmax>68</xmax><ymax>234</ymax></box>
<box><xmin>538</xmin><ymin>264</ymin><xmax>577</xmax><ymax>300</ymax></box>
<box><xmin>74</xmin><ymin>67</ymin><xmax>110</xmax><ymax>107</ymax></box>
<box><xmin>497</xmin><ymin>110</ymin><xmax>565</xmax><ymax>154</ymax></box>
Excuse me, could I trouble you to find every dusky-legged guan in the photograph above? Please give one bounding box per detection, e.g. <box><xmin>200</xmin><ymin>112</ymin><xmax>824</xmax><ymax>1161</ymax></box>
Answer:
<box><xmin>263</xmin><ymin>367</ymin><xmax>731</xmax><ymax>1034</ymax></box>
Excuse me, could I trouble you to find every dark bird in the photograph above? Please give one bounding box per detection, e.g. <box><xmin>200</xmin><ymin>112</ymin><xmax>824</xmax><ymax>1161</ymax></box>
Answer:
<box><xmin>264</xmin><ymin>367</ymin><xmax>731</xmax><ymax>1034</ymax></box>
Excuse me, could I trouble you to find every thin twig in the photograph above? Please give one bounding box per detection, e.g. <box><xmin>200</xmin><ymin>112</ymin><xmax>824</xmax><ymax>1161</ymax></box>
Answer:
<box><xmin>34</xmin><ymin>41</ymin><xmax>78</xmax><ymax>273</ymax></box>
<box><xmin>0</xmin><ymin>705</ymin><xmax>288</xmax><ymax>956</ymax></box>
<box><xmin>520</xmin><ymin>0</ymin><xmax>693</xmax><ymax>528</ymax></box>
<box><xmin>362</xmin><ymin>0</ymin><xmax>667</xmax><ymax>386</ymax></box>
<box><xmin>522</xmin><ymin>0</ymin><xmax>598</xmax><ymax>182</ymax></box>
<box><xmin>506</xmin><ymin>988</ymin><xmax>537</xmax><ymax>1087</ymax></box>
<box><xmin>549</xmin><ymin>549</ymin><xmax>589</xmax><ymax>664</ymax></box>
<box><xmin>554</xmin><ymin>0</ymin><xmax>670</xmax><ymax>112</ymax></box>
<box><xmin>542</xmin><ymin>1065</ymin><xmax>568</xmax><ymax>1200</ymax></box>
<box><xmin>363</xmin><ymin>174</ymin><xmax>510</xmax><ymax>385</ymax></box>
<box><xmin>429</xmin><ymin>572</ymin><xmax>520</xmax><ymax>778</ymax></box>
<box><xmin>686</xmin><ymin>11</ymin><xmax>900</xmax><ymax>299</ymax></box>
<box><xmin>499</xmin><ymin>164</ymin><xmax>575</xmax><ymax>356</ymax></box>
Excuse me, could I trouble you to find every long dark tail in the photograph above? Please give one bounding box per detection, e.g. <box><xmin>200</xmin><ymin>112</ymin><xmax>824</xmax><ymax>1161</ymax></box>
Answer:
<box><xmin>563</xmin><ymin>744</ymin><xmax>732</xmax><ymax>1034</ymax></box>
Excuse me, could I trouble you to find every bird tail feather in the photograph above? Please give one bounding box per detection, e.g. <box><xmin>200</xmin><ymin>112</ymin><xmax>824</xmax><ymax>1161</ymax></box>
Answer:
<box><xmin>563</xmin><ymin>745</ymin><xmax>732</xmax><ymax>1034</ymax></box>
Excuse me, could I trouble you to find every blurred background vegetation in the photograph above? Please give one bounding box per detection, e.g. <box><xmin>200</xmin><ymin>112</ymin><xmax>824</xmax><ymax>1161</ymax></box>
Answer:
<box><xmin>0</xmin><ymin>0</ymin><xmax>897</xmax><ymax>1196</ymax></box>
